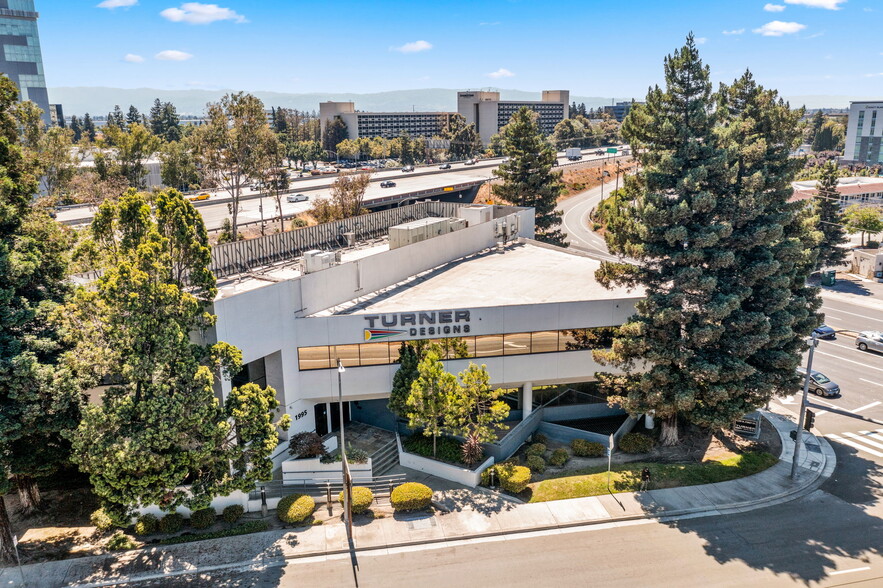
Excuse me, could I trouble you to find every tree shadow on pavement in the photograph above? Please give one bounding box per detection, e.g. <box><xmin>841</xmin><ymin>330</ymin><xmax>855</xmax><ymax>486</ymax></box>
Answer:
<box><xmin>659</xmin><ymin>442</ymin><xmax>883</xmax><ymax>585</ymax></box>
<box><xmin>431</xmin><ymin>488</ymin><xmax>517</xmax><ymax>516</ymax></box>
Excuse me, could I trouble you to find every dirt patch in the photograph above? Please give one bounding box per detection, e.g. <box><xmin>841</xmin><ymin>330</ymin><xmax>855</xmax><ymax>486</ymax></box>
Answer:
<box><xmin>559</xmin><ymin>158</ymin><xmax>637</xmax><ymax>199</ymax></box>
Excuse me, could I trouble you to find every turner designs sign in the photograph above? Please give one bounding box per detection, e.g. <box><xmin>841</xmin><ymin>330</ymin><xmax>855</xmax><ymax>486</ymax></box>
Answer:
<box><xmin>363</xmin><ymin>310</ymin><xmax>472</xmax><ymax>340</ymax></box>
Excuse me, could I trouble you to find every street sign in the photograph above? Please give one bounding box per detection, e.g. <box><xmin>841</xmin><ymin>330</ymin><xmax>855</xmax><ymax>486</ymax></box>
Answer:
<box><xmin>443</xmin><ymin>186</ymin><xmax>454</xmax><ymax>192</ymax></box>
<box><xmin>606</xmin><ymin>147</ymin><xmax>618</xmax><ymax>154</ymax></box>
<box><xmin>734</xmin><ymin>414</ymin><xmax>760</xmax><ymax>438</ymax></box>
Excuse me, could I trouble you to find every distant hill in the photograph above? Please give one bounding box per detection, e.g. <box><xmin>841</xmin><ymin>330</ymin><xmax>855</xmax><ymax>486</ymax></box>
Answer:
<box><xmin>48</xmin><ymin>87</ymin><xmax>629</xmax><ymax>117</ymax></box>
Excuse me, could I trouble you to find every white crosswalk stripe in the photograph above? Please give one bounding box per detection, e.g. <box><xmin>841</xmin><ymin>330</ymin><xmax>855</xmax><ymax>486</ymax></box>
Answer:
<box><xmin>826</xmin><ymin>432</ymin><xmax>883</xmax><ymax>458</ymax></box>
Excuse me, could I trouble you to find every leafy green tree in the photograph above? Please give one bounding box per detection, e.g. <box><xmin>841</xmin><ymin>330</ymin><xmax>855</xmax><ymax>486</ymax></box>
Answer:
<box><xmin>806</xmin><ymin>110</ymin><xmax>824</xmax><ymax>145</ymax></box>
<box><xmin>102</xmin><ymin>123</ymin><xmax>162</xmax><ymax>188</ymax></box>
<box><xmin>406</xmin><ymin>351</ymin><xmax>457</xmax><ymax>457</ymax></box>
<box><xmin>492</xmin><ymin>107</ymin><xmax>567</xmax><ymax>247</ymax></box>
<box><xmin>844</xmin><ymin>204</ymin><xmax>883</xmax><ymax>247</ymax></box>
<box><xmin>594</xmin><ymin>35</ymin><xmax>732</xmax><ymax>445</ymax></box>
<box><xmin>814</xmin><ymin>160</ymin><xmax>848</xmax><ymax>268</ymax></box>
<box><xmin>447</xmin><ymin>363</ymin><xmax>510</xmax><ymax>443</ymax></box>
<box><xmin>68</xmin><ymin>189</ymin><xmax>287</xmax><ymax>520</ymax></box>
<box><xmin>0</xmin><ymin>74</ymin><xmax>80</xmax><ymax>528</ymax></box>
<box><xmin>399</xmin><ymin>131</ymin><xmax>414</xmax><ymax>165</ymax></box>
<box><xmin>550</xmin><ymin>117</ymin><xmax>587</xmax><ymax>150</ymax></box>
<box><xmin>388</xmin><ymin>343</ymin><xmax>419</xmax><ymax>418</ymax></box>
<box><xmin>322</xmin><ymin>117</ymin><xmax>348</xmax><ymax>153</ymax></box>
<box><xmin>160</xmin><ymin>139</ymin><xmax>200</xmax><ymax>192</ymax></box>
<box><xmin>443</xmin><ymin>114</ymin><xmax>482</xmax><ymax>160</ymax></box>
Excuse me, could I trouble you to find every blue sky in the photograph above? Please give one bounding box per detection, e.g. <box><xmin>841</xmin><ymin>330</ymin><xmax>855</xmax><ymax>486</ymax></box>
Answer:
<box><xmin>39</xmin><ymin>0</ymin><xmax>883</xmax><ymax>99</ymax></box>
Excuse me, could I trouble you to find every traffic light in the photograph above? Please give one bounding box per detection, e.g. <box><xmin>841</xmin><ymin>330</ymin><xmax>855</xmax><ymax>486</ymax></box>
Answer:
<box><xmin>804</xmin><ymin>409</ymin><xmax>815</xmax><ymax>431</ymax></box>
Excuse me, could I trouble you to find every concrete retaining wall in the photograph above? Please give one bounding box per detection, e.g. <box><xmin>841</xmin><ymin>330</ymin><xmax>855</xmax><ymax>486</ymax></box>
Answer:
<box><xmin>396</xmin><ymin>433</ymin><xmax>493</xmax><ymax>488</ymax></box>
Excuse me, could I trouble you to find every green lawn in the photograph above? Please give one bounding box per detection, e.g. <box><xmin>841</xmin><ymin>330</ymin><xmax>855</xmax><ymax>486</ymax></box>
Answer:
<box><xmin>527</xmin><ymin>452</ymin><xmax>778</xmax><ymax>503</ymax></box>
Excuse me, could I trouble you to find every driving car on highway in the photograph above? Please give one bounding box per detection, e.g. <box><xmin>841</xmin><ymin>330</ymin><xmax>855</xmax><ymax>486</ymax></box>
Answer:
<box><xmin>286</xmin><ymin>193</ymin><xmax>308</xmax><ymax>203</ymax></box>
<box><xmin>813</xmin><ymin>324</ymin><xmax>836</xmax><ymax>340</ymax></box>
<box><xmin>438</xmin><ymin>163</ymin><xmax>452</xmax><ymax>170</ymax></box>
<box><xmin>796</xmin><ymin>367</ymin><xmax>841</xmax><ymax>397</ymax></box>
<box><xmin>401</xmin><ymin>165</ymin><xmax>414</xmax><ymax>172</ymax></box>
<box><xmin>856</xmin><ymin>331</ymin><xmax>883</xmax><ymax>353</ymax></box>
<box><xmin>464</xmin><ymin>159</ymin><xmax>476</xmax><ymax>165</ymax></box>
<box><xmin>380</xmin><ymin>180</ymin><xmax>396</xmax><ymax>188</ymax></box>
<box><xmin>188</xmin><ymin>193</ymin><xmax>210</xmax><ymax>202</ymax></box>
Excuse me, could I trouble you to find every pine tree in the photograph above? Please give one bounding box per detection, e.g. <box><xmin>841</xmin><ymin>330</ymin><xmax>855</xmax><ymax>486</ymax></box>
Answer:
<box><xmin>492</xmin><ymin>106</ymin><xmax>567</xmax><ymax>247</ymax></box>
<box><xmin>406</xmin><ymin>351</ymin><xmax>458</xmax><ymax>457</ymax></box>
<box><xmin>443</xmin><ymin>114</ymin><xmax>482</xmax><ymax>160</ymax></box>
<box><xmin>595</xmin><ymin>35</ymin><xmax>732</xmax><ymax>446</ymax></box>
<box><xmin>82</xmin><ymin>112</ymin><xmax>96</xmax><ymax>141</ymax></box>
<box><xmin>388</xmin><ymin>343</ymin><xmax>419</xmax><ymax>418</ymax></box>
<box><xmin>69</xmin><ymin>115</ymin><xmax>82</xmax><ymax>142</ymax></box>
<box><xmin>149</xmin><ymin>98</ymin><xmax>164</xmax><ymax>136</ymax></box>
<box><xmin>160</xmin><ymin>102</ymin><xmax>181</xmax><ymax>142</ymax></box>
<box><xmin>814</xmin><ymin>160</ymin><xmax>848</xmax><ymax>268</ymax></box>
<box><xmin>126</xmin><ymin>105</ymin><xmax>141</xmax><ymax>129</ymax></box>
<box><xmin>107</xmin><ymin>105</ymin><xmax>124</xmax><ymax>129</ymax></box>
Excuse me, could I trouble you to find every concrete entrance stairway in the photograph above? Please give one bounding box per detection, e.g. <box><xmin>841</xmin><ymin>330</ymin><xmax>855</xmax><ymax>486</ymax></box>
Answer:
<box><xmin>371</xmin><ymin>438</ymin><xmax>400</xmax><ymax>476</ymax></box>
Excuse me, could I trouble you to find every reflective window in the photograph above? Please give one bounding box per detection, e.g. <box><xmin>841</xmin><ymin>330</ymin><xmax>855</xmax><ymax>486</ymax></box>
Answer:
<box><xmin>331</xmin><ymin>344</ymin><xmax>360</xmax><ymax>368</ymax></box>
<box><xmin>475</xmin><ymin>335</ymin><xmax>504</xmax><ymax>357</ymax></box>
<box><xmin>298</xmin><ymin>346</ymin><xmax>331</xmax><ymax>371</ymax></box>
<box><xmin>503</xmin><ymin>332</ymin><xmax>531</xmax><ymax>355</ymax></box>
<box><xmin>531</xmin><ymin>331</ymin><xmax>559</xmax><ymax>354</ymax></box>
<box><xmin>359</xmin><ymin>342</ymin><xmax>391</xmax><ymax>366</ymax></box>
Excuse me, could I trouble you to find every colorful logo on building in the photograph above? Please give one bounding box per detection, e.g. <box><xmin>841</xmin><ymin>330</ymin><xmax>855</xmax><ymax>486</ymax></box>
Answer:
<box><xmin>364</xmin><ymin>329</ymin><xmax>406</xmax><ymax>341</ymax></box>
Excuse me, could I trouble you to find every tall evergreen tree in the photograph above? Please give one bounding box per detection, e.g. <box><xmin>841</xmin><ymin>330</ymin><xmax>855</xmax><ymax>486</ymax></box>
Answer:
<box><xmin>595</xmin><ymin>35</ymin><xmax>732</xmax><ymax>445</ymax></box>
<box><xmin>492</xmin><ymin>107</ymin><xmax>567</xmax><ymax>247</ymax></box>
<box><xmin>322</xmin><ymin>117</ymin><xmax>348</xmax><ymax>153</ymax></box>
<box><xmin>126</xmin><ymin>105</ymin><xmax>141</xmax><ymax>129</ymax></box>
<box><xmin>69</xmin><ymin>114</ymin><xmax>82</xmax><ymax>142</ymax></box>
<box><xmin>82</xmin><ymin>112</ymin><xmax>96</xmax><ymax>141</ymax></box>
<box><xmin>443</xmin><ymin>114</ymin><xmax>482</xmax><ymax>160</ymax></box>
<box><xmin>388</xmin><ymin>343</ymin><xmax>419</xmax><ymax>418</ymax></box>
<box><xmin>814</xmin><ymin>160</ymin><xmax>848</xmax><ymax>268</ymax></box>
<box><xmin>107</xmin><ymin>105</ymin><xmax>125</xmax><ymax>129</ymax></box>
<box><xmin>149</xmin><ymin>98</ymin><xmax>164</xmax><ymax>136</ymax></box>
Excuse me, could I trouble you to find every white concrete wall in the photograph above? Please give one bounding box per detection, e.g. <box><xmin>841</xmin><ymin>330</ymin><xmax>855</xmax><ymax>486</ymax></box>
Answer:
<box><xmin>396</xmin><ymin>433</ymin><xmax>494</xmax><ymax>488</ymax></box>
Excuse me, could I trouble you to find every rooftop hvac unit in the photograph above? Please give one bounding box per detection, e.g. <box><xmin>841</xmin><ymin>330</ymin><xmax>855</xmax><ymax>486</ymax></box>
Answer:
<box><xmin>343</xmin><ymin>231</ymin><xmax>355</xmax><ymax>247</ymax></box>
<box><xmin>304</xmin><ymin>250</ymin><xmax>335</xmax><ymax>273</ymax></box>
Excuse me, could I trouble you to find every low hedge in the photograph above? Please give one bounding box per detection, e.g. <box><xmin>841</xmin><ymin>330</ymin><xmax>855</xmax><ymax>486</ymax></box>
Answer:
<box><xmin>133</xmin><ymin>513</ymin><xmax>159</xmax><ymax>536</ymax></box>
<box><xmin>159</xmin><ymin>521</ymin><xmax>269</xmax><ymax>546</ymax></box>
<box><xmin>526</xmin><ymin>443</ymin><xmax>547</xmax><ymax>458</ymax></box>
<box><xmin>90</xmin><ymin>508</ymin><xmax>114</xmax><ymax>532</ymax></box>
<box><xmin>482</xmin><ymin>463</ymin><xmax>531</xmax><ymax>493</ymax></box>
<box><xmin>549</xmin><ymin>448</ymin><xmax>570</xmax><ymax>466</ymax></box>
<box><xmin>277</xmin><ymin>493</ymin><xmax>316</xmax><ymax>524</ymax></box>
<box><xmin>619</xmin><ymin>432</ymin><xmax>654</xmax><ymax>454</ymax></box>
<box><xmin>159</xmin><ymin>512</ymin><xmax>185</xmax><ymax>534</ymax></box>
<box><xmin>222</xmin><ymin>504</ymin><xmax>244</xmax><ymax>524</ymax></box>
<box><xmin>107</xmin><ymin>532</ymin><xmax>137</xmax><ymax>551</ymax></box>
<box><xmin>526</xmin><ymin>455</ymin><xmax>546</xmax><ymax>473</ymax></box>
<box><xmin>390</xmin><ymin>482</ymin><xmax>433</xmax><ymax>512</ymax></box>
<box><xmin>571</xmin><ymin>439</ymin><xmax>605</xmax><ymax>457</ymax></box>
<box><xmin>403</xmin><ymin>435</ymin><xmax>464</xmax><ymax>465</ymax></box>
<box><xmin>532</xmin><ymin>433</ymin><xmax>548</xmax><ymax>445</ymax></box>
<box><xmin>190</xmin><ymin>507</ymin><xmax>217</xmax><ymax>530</ymax></box>
<box><xmin>339</xmin><ymin>486</ymin><xmax>374</xmax><ymax>514</ymax></box>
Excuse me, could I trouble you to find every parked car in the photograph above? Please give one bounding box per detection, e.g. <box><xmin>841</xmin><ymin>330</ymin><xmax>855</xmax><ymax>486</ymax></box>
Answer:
<box><xmin>856</xmin><ymin>331</ymin><xmax>883</xmax><ymax>353</ymax></box>
<box><xmin>464</xmin><ymin>159</ymin><xmax>476</xmax><ymax>165</ymax></box>
<box><xmin>813</xmin><ymin>324</ymin><xmax>836</xmax><ymax>340</ymax></box>
<box><xmin>380</xmin><ymin>180</ymin><xmax>396</xmax><ymax>188</ymax></box>
<box><xmin>286</xmin><ymin>193</ymin><xmax>308</xmax><ymax>203</ymax></box>
<box><xmin>438</xmin><ymin>163</ymin><xmax>452</xmax><ymax>170</ymax></box>
<box><xmin>796</xmin><ymin>367</ymin><xmax>841</xmax><ymax>397</ymax></box>
<box><xmin>188</xmin><ymin>193</ymin><xmax>210</xmax><ymax>202</ymax></box>
<box><xmin>401</xmin><ymin>165</ymin><xmax>415</xmax><ymax>172</ymax></box>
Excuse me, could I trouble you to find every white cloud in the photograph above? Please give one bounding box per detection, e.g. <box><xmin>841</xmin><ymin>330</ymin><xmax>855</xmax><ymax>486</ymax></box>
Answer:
<box><xmin>753</xmin><ymin>21</ymin><xmax>807</xmax><ymax>36</ymax></box>
<box><xmin>695</xmin><ymin>37</ymin><xmax>708</xmax><ymax>44</ymax></box>
<box><xmin>160</xmin><ymin>3</ymin><xmax>247</xmax><ymax>25</ymax></box>
<box><xmin>764</xmin><ymin>3</ymin><xmax>786</xmax><ymax>11</ymax></box>
<box><xmin>123</xmin><ymin>53</ymin><xmax>145</xmax><ymax>63</ymax></box>
<box><xmin>722</xmin><ymin>28</ymin><xmax>745</xmax><ymax>35</ymax></box>
<box><xmin>392</xmin><ymin>40</ymin><xmax>433</xmax><ymax>53</ymax></box>
<box><xmin>97</xmin><ymin>0</ymin><xmax>138</xmax><ymax>8</ymax></box>
<box><xmin>784</xmin><ymin>0</ymin><xmax>846</xmax><ymax>9</ymax></box>
<box><xmin>155</xmin><ymin>50</ymin><xmax>193</xmax><ymax>61</ymax></box>
<box><xmin>486</xmin><ymin>68</ymin><xmax>515</xmax><ymax>79</ymax></box>
<box><xmin>864</xmin><ymin>73</ymin><xmax>883</xmax><ymax>77</ymax></box>
<box><xmin>480</xmin><ymin>21</ymin><xmax>501</xmax><ymax>26</ymax></box>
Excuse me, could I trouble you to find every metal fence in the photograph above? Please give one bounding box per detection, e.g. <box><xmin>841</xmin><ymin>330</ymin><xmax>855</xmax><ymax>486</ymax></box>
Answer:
<box><xmin>210</xmin><ymin>201</ymin><xmax>465</xmax><ymax>278</ymax></box>
<box><xmin>249</xmin><ymin>473</ymin><xmax>407</xmax><ymax>502</ymax></box>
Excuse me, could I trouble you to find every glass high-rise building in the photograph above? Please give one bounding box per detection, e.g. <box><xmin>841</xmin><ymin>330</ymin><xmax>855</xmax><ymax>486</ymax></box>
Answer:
<box><xmin>0</xmin><ymin>1</ymin><xmax>49</xmax><ymax>123</ymax></box>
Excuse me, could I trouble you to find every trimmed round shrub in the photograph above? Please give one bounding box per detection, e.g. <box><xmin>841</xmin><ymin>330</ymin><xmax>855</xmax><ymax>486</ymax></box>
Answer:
<box><xmin>338</xmin><ymin>486</ymin><xmax>374</xmax><ymax>514</ymax></box>
<box><xmin>159</xmin><ymin>512</ymin><xmax>185</xmax><ymax>534</ymax></box>
<box><xmin>532</xmin><ymin>433</ymin><xmax>548</xmax><ymax>445</ymax></box>
<box><xmin>133</xmin><ymin>513</ymin><xmax>159</xmax><ymax>536</ymax></box>
<box><xmin>571</xmin><ymin>439</ymin><xmax>605</xmax><ymax>457</ymax></box>
<box><xmin>107</xmin><ymin>532</ymin><xmax>137</xmax><ymax>551</ymax></box>
<box><xmin>549</xmin><ymin>448</ymin><xmax>570</xmax><ymax>466</ymax></box>
<box><xmin>619</xmin><ymin>432</ymin><xmax>654</xmax><ymax>454</ymax></box>
<box><xmin>277</xmin><ymin>494</ymin><xmax>316</xmax><ymax>524</ymax></box>
<box><xmin>90</xmin><ymin>508</ymin><xmax>114</xmax><ymax>532</ymax></box>
<box><xmin>190</xmin><ymin>507</ymin><xmax>217</xmax><ymax>530</ymax></box>
<box><xmin>526</xmin><ymin>455</ymin><xmax>546</xmax><ymax>473</ymax></box>
<box><xmin>526</xmin><ymin>443</ymin><xmax>547</xmax><ymax>458</ymax></box>
<box><xmin>222</xmin><ymin>504</ymin><xmax>244</xmax><ymax>524</ymax></box>
<box><xmin>390</xmin><ymin>482</ymin><xmax>432</xmax><ymax>512</ymax></box>
<box><xmin>497</xmin><ymin>464</ymin><xmax>531</xmax><ymax>493</ymax></box>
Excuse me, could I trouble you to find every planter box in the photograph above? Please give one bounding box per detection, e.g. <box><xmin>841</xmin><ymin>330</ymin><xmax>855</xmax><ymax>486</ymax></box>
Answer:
<box><xmin>395</xmin><ymin>433</ymin><xmax>493</xmax><ymax>488</ymax></box>
<box><xmin>282</xmin><ymin>457</ymin><xmax>373</xmax><ymax>485</ymax></box>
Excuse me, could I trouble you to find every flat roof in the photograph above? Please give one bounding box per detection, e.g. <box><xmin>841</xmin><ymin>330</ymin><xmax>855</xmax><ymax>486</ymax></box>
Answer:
<box><xmin>338</xmin><ymin>240</ymin><xmax>641</xmax><ymax>315</ymax></box>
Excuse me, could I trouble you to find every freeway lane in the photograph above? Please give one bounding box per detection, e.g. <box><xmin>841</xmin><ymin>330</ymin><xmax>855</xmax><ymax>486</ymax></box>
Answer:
<box><xmin>821</xmin><ymin>296</ymin><xmax>883</xmax><ymax>335</ymax></box>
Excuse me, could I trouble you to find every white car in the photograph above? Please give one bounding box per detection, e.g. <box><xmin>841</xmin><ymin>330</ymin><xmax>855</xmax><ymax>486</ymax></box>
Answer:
<box><xmin>286</xmin><ymin>193</ymin><xmax>308</xmax><ymax>203</ymax></box>
<box><xmin>856</xmin><ymin>331</ymin><xmax>883</xmax><ymax>353</ymax></box>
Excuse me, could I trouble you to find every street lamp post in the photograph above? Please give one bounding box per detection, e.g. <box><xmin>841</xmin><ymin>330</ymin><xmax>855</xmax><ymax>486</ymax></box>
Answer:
<box><xmin>336</xmin><ymin>359</ymin><xmax>353</xmax><ymax>538</ymax></box>
<box><xmin>790</xmin><ymin>331</ymin><xmax>818</xmax><ymax>479</ymax></box>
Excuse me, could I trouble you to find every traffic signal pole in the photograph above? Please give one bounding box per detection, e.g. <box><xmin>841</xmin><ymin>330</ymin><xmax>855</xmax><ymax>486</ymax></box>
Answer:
<box><xmin>791</xmin><ymin>332</ymin><xmax>819</xmax><ymax>479</ymax></box>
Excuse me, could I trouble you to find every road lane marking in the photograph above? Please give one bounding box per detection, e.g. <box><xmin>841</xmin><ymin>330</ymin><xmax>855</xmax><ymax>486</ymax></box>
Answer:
<box><xmin>815</xmin><ymin>350</ymin><xmax>883</xmax><ymax>374</ymax></box>
<box><xmin>819</xmin><ymin>306</ymin><xmax>883</xmax><ymax>323</ymax></box>
<box><xmin>829</xmin><ymin>566</ymin><xmax>871</xmax><ymax>576</ymax></box>
<box><xmin>821</xmin><ymin>314</ymin><xmax>842</xmax><ymax>321</ymax></box>
<box><xmin>853</xmin><ymin>401</ymin><xmax>882</xmax><ymax>413</ymax></box>
<box><xmin>815</xmin><ymin>411</ymin><xmax>829</xmax><ymax>416</ymax></box>
<box><xmin>843</xmin><ymin>432</ymin><xmax>883</xmax><ymax>451</ymax></box>
<box><xmin>859</xmin><ymin>378</ymin><xmax>883</xmax><ymax>387</ymax></box>
<box><xmin>826</xmin><ymin>433</ymin><xmax>883</xmax><ymax>457</ymax></box>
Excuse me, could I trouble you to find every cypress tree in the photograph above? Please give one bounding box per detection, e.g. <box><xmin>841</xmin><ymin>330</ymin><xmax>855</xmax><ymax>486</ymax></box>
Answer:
<box><xmin>69</xmin><ymin>115</ymin><xmax>82</xmax><ymax>142</ymax></box>
<box><xmin>83</xmin><ymin>113</ymin><xmax>96</xmax><ymax>141</ymax></box>
<box><xmin>492</xmin><ymin>106</ymin><xmax>567</xmax><ymax>247</ymax></box>
<box><xmin>388</xmin><ymin>343</ymin><xmax>418</xmax><ymax>419</ymax></box>
<box><xmin>814</xmin><ymin>160</ymin><xmax>848</xmax><ymax>269</ymax></box>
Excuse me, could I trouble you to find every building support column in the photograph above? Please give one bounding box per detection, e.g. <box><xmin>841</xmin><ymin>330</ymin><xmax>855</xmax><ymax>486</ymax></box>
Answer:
<box><xmin>522</xmin><ymin>382</ymin><xmax>533</xmax><ymax>420</ymax></box>
<box><xmin>326</xmin><ymin>403</ymin><xmax>333</xmax><ymax>435</ymax></box>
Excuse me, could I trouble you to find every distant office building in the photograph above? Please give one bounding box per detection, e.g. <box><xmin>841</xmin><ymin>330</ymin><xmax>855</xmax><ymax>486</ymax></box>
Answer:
<box><xmin>602</xmin><ymin>101</ymin><xmax>641</xmax><ymax>123</ymax></box>
<box><xmin>319</xmin><ymin>101</ymin><xmax>457</xmax><ymax>141</ymax></box>
<box><xmin>458</xmin><ymin>90</ymin><xmax>569</xmax><ymax>145</ymax></box>
<box><xmin>791</xmin><ymin>176</ymin><xmax>883</xmax><ymax>210</ymax></box>
<box><xmin>843</xmin><ymin>101</ymin><xmax>883</xmax><ymax>164</ymax></box>
<box><xmin>48</xmin><ymin>102</ymin><xmax>62</xmax><ymax>127</ymax></box>
<box><xmin>0</xmin><ymin>1</ymin><xmax>50</xmax><ymax>124</ymax></box>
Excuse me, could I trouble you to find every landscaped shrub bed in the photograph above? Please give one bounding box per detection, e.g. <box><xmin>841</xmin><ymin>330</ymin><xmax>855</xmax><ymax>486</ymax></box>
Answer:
<box><xmin>619</xmin><ymin>433</ymin><xmax>654</xmax><ymax>454</ymax></box>
<box><xmin>91</xmin><ymin>508</ymin><xmax>114</xmax><ymax>532</ymax></box>
<box><xmin>107</xmin><ymin>532</ymin><xmax>137</xmax><ymax>551</ymax></box>
<box><xmin>133</xmin><ymin>513</ymin><xmax>159</xmax><ymax>536</ymax></box>
<box><xmin>159</xmin><ymin>512</ymin><xmax>184</xmax><ymax>534</ymax></box>
<box><xmin>222</xmin><ymin>504</ymin><xmax>244</xmax><ymax>524</ymax></box>
<box><xmin>526</xmin><ymin>443</ymin><xmax>547</xmax><ymax>458</ymax></box>
<box><xmin>403</xmin><ymin>435</ymin><xmax>464</xmax><ymax>465</ymax></box>
<box><xmin>190</xmin><ymin>507</ymin><xmax>217</xmax><ymax>530</ymax></box>
<box><xmin>571</xmin><ymin>439</ymin><xmax>605</xmax><ymax>457</ymax></box>
<box><xmin>339</xmin><ymin>486</ymin><xmax>374</xmax><ymax>514</ymax></box>
<box><xmin>526</xmin><ymin>455</ymin><xmax>546</xmax><ymax>473</ymax></box>
<box><xmin>549</xmin><ymin>448</ymin><xmax>570</xmax><ymax>466</ymax></box>
<box><xmin>481</xmin><ymin>463</ymin><xmax>531</xmax><ymax>493</ymax></box>
<box><xmin>159</xmin><ymin>521</ymin><xmax>270</xmax><ymax>546</ymax></box>
<box><xmin>277</xmin><ymin>494</ymin><xmax>316</xmax><ymax>524</ymax></box>
<box><xmin>390</xmin><ymin>482</ymin><xmax>433</xmax><ymax>511</ymax></box>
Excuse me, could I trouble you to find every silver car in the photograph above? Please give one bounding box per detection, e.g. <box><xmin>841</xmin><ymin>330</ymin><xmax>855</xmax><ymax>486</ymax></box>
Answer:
<box><xmin>796</xmin><ymin>367</ymin><xmax>841</xmax><ymax>398</ymax></box>
<box><xmin>856</xmin><ymin>331</ymin><xmax>883</xmax><ymax>353</ymax></box>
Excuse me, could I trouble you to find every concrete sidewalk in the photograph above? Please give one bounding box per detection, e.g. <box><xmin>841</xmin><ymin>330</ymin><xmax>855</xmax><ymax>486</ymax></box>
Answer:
<box><xmin>1</xmin><ymin>408</ymin><xmax>835</xmax><ymax>588</ymax></box>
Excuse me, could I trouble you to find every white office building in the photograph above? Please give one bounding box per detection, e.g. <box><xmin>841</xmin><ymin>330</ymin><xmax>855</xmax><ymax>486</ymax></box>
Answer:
<box><xmin>319</xmin><ymin>101</ymin><xmax>457</xmax><ymax>141</ymax></box>
<box><xmin>457</xmin><ymin>90</ymin><xmax>570</xmax><ymax>145</ymax></box>
<box><xmin>844</xmin><ymin>101</ymin><xmax>883</xmax><ymax>164</ymax></box>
